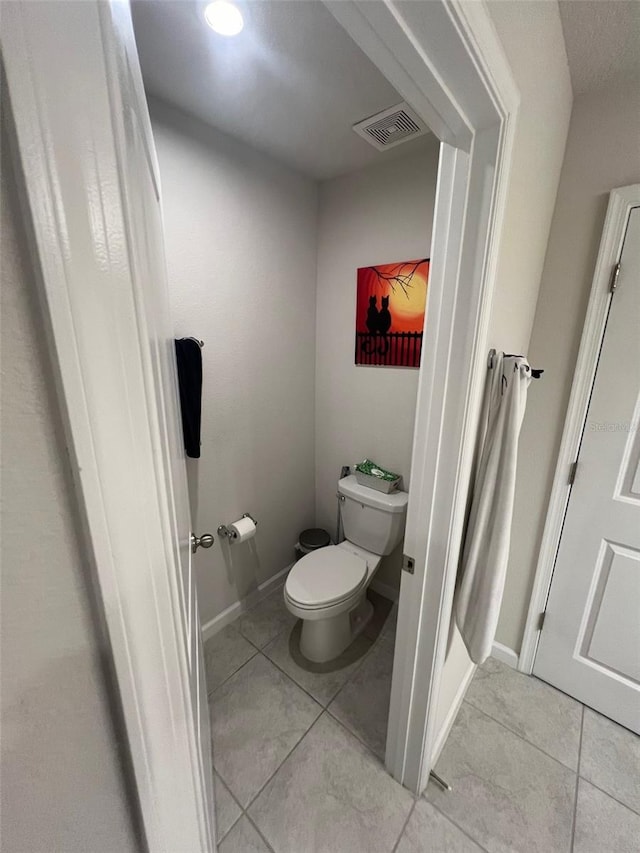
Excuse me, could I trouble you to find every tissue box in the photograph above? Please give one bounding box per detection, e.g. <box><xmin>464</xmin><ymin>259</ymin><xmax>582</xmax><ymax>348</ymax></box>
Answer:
<box><xmin>354</xmin><ymin>471</ymin><xmax>401</xmax><ymax>493</ymax></box>
<box><xmin>354</xmin><ymin>459</ymin><xmax>401</xmax><ymax>494</ymax></box>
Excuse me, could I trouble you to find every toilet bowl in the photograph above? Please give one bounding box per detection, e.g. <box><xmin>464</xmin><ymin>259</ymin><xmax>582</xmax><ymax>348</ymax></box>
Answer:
<box><xmin>284</xmin><ymin>475</ymin><xmax>408</xmax><ymax>663</ymax></box>
<box><xmin>284</xmin><ymin>542</ymin><xmax>380</xmax><ymax>662</ymax></box>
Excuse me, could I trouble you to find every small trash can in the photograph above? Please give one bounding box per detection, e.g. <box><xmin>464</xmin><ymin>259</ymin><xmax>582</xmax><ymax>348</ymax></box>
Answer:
<box><xmin>295</xmin><ymin>528</ymin><xmax>331</xmax><ymax>561</ymax></box>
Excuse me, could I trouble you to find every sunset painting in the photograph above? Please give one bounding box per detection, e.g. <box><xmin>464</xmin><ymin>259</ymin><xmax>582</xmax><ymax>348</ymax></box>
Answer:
<box><xmin>355</xmin><ymin>258</ymin><xmax>429</xmax><ymax>367</ymax></box>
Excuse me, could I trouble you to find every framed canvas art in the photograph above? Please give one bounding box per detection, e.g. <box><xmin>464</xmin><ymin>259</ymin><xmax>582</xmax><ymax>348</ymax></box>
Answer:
<box><xmin>355</xmin><ymin>258</ymin><xmax>429</xmax><ymax>367</ymax></box>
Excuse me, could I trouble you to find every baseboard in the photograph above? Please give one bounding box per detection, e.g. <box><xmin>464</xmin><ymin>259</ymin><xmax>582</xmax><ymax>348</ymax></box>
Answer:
<box><xmin>491</xmin><ymin>641</ymin><xmax>519</xmax><ymax>669</ymax></box>
<box><xmin>369</xmin><ymin>579</ymin><xmax>400</xmax><ymax>602</ymax></box>
<box><xmin>428</xmin><ymin>660</ymin><xmax>476</xmax><ymax>772</ymax></box>
<box><xmin>200</xmin><ymin>563</ymin><xmax>293</xmax><ymax>643</ymax></box>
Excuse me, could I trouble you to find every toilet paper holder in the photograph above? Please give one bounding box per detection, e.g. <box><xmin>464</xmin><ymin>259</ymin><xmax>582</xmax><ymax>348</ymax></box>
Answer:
<box><xmin>217</xmin><ymin>513</ymin><xmax>258</xmax><ymax>541</ymax></box>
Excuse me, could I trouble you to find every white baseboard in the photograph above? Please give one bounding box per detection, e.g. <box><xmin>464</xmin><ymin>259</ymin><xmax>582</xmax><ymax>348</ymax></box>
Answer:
<box><xmin>428</xmin><ymin>660</ymin><xmax>476</xmax><ymax>773</ymax></box>
<box><xmin>200</xmin><ymin>563</ymin><xmax>293</xmax><ymax>643</ymax></box>
<box><xmin>369</xmin><ymin>579</ymin><xmax>400</xmax><ymax>602</ymax></box>
<box><xmin>491</xmin><ymin>641</ymin><xmax>519</xmax><ymax>669</ymax></box>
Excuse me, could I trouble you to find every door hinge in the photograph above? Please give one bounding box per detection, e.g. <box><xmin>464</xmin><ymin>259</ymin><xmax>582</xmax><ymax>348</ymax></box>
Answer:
<box><xmin>610</xmin><ymin>262</ymin><xmax>621</xmax><ymax>293</ymax></box>
<box><xmin>537</xmin><ymin>611</ymin><xmax>546</xmax><ymax>631</ymax></box>
<box><xmin>568</xmin><ymin>461</ymin><xmax>579</xmax><ymax>485</ymax></box>
<box><xmin>402</xmin><ymin>554</ymin><xmax>415</xmax><ymax>575</ymax></box>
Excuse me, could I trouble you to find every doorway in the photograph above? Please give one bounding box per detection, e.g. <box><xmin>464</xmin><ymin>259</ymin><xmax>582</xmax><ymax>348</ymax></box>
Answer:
<box><xmin>129</xmin><ymin>3</ymin><xmax>441</xmax><ymax>830</ymax></box>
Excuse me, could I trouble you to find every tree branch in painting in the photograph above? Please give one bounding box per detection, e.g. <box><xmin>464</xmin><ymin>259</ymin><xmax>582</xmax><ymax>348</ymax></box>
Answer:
<box><xmin>366</xmin><ymin>259</ymin><xmax>428</xmax><ymax>298</ymax></box>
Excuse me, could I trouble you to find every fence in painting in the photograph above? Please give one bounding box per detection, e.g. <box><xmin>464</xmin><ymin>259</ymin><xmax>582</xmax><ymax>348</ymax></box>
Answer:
<box><xmin>355</xmin><ymin>331</ymin><xmax>423</xmax><ymax>368</ymax></box>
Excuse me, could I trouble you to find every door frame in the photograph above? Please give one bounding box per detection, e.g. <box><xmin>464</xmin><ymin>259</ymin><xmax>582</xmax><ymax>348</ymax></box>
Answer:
<box><xmin>519</xmin><ymin>184</ymin><xmax>640</xmax><ymax>675</ymax></box>
<box><xmin>2</xmin><ymin>0</ymin><xmax>518</xmax><ymax>847</ymax></box>
<box><xmin>327</xmin><ymin>3</ymin><xmax>519</xmax><ymax>792</ymax></box>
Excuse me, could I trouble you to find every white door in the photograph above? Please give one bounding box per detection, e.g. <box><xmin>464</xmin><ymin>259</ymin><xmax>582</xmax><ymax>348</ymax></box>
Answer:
<box><xmin>534</xmin><ymin>205</ymin><xmax>640</xmax><ymax>733</ymax></box>
<box><xmin>109</xmin><ymin>1</ymin><xmax>216</xmax><ymax>830</ymax></box>
<box><xmin>3</xmin><ymin>1</ymin><xmax>216</xmax><ymax>846</ymax></box>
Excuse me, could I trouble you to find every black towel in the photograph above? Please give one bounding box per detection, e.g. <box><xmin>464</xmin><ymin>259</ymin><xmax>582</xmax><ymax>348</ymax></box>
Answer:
<box><xmin>174</xmin><ymin>338</ymin><xmax>202</xmax><ymax>458</ymax></box>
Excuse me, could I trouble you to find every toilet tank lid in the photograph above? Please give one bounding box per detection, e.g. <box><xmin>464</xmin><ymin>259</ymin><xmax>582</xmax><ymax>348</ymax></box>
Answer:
<box><xmin>338</xmin><ymin>475</ymin><xmax>408</xmax><ymax>514</ymax></box>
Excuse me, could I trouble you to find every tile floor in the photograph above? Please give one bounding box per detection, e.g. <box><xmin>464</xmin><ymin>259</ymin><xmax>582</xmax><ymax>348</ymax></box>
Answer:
<box><xmin>205</xmin><ymin>585</ymin><xmax>640</xmax><ymax>852</ymax></box>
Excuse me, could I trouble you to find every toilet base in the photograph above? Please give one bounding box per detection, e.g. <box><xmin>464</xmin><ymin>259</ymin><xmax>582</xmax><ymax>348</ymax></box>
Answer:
<box><xmin>299</xmin><ymin>593</ymin><xmax>373</xmax><ymax>663</ymax></box>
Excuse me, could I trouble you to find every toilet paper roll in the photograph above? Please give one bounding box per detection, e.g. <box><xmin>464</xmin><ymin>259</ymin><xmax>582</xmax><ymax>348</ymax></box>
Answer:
<box><xmin>230</xmin><ymin>516</ymin><xmax>257</xmax><ymax>543</ymax></box>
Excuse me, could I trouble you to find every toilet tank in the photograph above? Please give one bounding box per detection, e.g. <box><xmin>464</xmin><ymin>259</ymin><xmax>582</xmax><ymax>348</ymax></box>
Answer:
<box><xmin>338</xmin><ymin>475</ymin><xmax>408</xmax><ymax>556</ymax></box>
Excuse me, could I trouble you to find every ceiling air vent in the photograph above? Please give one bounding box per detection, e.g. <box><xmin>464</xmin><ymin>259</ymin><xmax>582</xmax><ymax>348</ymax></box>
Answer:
<box><xmin>353</xmin><ymin>102</ymin><xmax>428</xmax><ymax>151</ymax></box>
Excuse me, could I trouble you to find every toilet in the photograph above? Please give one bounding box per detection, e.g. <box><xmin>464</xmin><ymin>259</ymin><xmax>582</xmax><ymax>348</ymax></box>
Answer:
<box><xmin>284</xmin><ymin>474</ymin><xmax>408</xmax><ymax>663</ymax></box>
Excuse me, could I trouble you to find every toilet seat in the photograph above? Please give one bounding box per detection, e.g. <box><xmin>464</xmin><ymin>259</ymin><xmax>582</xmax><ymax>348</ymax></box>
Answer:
<box><xmin>285</xmin><ymin>546</ymin><xmax>368</xmax><ymax>610</ymax></box>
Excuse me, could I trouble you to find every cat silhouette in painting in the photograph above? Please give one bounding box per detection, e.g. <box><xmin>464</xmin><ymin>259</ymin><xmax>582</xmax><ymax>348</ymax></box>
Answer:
<box><xmin>377</xmin><ymin>296</ymin><xmax>392</xmax><ymax>334</ymax></box>
<box><xmin>366</xmin><ymin>296</ymin><xmax>379</xmax><ymax>333</ymax></box>
<box><xmin>376</xmin><ymin>295</ymin><xmax>392</xmax><ymax>355</ymax></box>
<box><xmin>362</xmin><ymin>296</ymin><xmax>379</xmax><ymax>353</ymax></box>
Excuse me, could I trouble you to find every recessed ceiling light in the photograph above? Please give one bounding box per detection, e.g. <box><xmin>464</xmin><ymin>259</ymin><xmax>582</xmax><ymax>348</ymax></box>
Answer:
<box><xmin>204</xmin><ymin>1</ymin><xmax>244</xmax><ymax>36</ymax></box>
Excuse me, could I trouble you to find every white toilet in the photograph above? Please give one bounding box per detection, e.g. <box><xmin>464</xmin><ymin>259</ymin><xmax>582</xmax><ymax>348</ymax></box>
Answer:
<box><xmin>284</xmin><ymin>475</ymin><xmax>408</xmax><ymax>663</ymax></box>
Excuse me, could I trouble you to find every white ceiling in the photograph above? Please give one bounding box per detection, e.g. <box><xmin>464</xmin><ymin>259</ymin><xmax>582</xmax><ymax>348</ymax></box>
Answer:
<box><xmin>131</xmin><ymin>0</ymin><xmax>433</xmax><ymax>181</ymax></box>
<box><xmin>559</xmin><ymin>0</ymin><xmax>640</xmax><ymax>96</ymax></box>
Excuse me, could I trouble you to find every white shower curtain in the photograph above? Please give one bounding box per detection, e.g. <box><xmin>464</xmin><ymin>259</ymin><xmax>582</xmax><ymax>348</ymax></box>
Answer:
<box><xmin>455</xmin><ymin>352</ymin><xmax>532</xmax><ymax>664</ymax></box>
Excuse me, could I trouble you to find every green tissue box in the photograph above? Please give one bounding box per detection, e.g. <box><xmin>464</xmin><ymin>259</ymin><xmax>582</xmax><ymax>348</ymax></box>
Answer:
<box><xmin>354</xmin><ymin>459</ymin><xmax>401</xmax><ymax>494</ymax></box>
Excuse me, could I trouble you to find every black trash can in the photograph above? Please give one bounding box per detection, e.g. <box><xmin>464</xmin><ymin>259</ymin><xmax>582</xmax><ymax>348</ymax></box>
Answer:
<box><xmin>295</xmin><ymin>528</ymin><xmax>331</xmax><ymax>560</ymax></box>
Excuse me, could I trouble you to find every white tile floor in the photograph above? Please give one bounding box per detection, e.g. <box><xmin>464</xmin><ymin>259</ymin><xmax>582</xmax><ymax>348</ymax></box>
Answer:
<box><xmin>205</xmin><ymin>585</ymin><xmax>640</xmax><ymax>852</ymax></box>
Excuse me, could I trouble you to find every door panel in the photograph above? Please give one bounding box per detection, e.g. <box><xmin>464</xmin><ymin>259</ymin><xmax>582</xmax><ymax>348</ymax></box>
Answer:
<box><xmin>584</xmin><ymin>541</ymin><xmax>640</xmax><ymax>681</ymax></box>
<box><xmin>115</xmin><ymin>5</ymin><xmax>215</xmax><ymax>835</ymax></box>
<box><xmin>618</xmin><ymin>405</ymin><xmax>640</xmax><ymax>501</ymax></box>
<box><xmin>123</xmin><ymin>107</ymin><xmax>192</xmax><ymax>640</ymax></box>
<box><xmin>534</xmin><ymin>206</ymin><xmax>640</xmax><ymax>733</ymax></box>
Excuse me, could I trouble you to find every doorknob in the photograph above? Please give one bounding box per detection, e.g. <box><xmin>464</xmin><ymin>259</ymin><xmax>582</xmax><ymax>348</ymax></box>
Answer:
<box><xmin>191</xmin><ymin>532</ymin><xmax>215</xmax><ymax>554</ymax></box>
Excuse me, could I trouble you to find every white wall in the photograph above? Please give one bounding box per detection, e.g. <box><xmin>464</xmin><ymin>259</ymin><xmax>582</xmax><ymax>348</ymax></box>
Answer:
<box><xmin>485</xmin><ymin>0</ymin><xmax>573</xmax><ymax>351</ymax></box>
<box><xmin>1</xmin><ymin>125</ymin><xmax>137</xmax><ymax>853</ymax></box>
<box><xmin>432</xmin><ymin>0</ymin><xmax>573</xmax><ymax>761</ymax></box>
<box><xmin>150</xmin><ymin>99</ymin><xmax>318</xmax><ymax>627</ymax></box>
<box><xmin>315</xmin><ymin>142</ymin><xmax>441</xmax><ymax>591</ymax></box>
<box><xmin>498</xmin><ymin>80</ymin><xmax>640</xmax><ymax>652</ymax></box>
